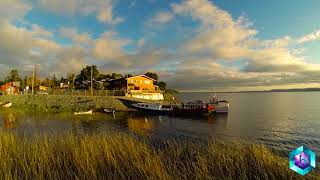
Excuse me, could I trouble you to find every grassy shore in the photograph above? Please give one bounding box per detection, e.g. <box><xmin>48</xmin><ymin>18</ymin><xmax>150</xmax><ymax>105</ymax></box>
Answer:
<box><xmin>0</xmin><ymin>95</ymin><xmax>129</xmax><ymax>112</ymax></box>
<box><xmin>0</xmin><ymin>94</ymin><xmax>176</xmax><ymax>113</ymax></box>
<box><xmin>0</xmin><ymin>132</ymin><xmax>318</xmax><ymax>179</ymax></box>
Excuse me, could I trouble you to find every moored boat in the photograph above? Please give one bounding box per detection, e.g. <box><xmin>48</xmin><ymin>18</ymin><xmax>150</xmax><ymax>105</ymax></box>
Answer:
<box><xmin>74</xmin><ymin>110</ymin><xmax>93</xmax><ymax>115</ymax></box>
<box><xmin>104</xmin><ymin>109</ymin><xmax>115</xmax><ymax>113</ymax></box>
<box><xmin>209</xmin><ymin>96</ymin><xmax>229</xmax><ymax>113</ymax></box>
<box><xmin>132</xmin><ymin>102</ymin><xmax>172</xmax><ymax>114</ymax></box>
<box><xmin>172</xmin><ymin>100</ymin><xmax>215</xmax><ymax>115</ymax></box>
<box><xmin>2</xmin><ymin>102</ymin><xmax>12</xmax><ymax>108</ymax></box>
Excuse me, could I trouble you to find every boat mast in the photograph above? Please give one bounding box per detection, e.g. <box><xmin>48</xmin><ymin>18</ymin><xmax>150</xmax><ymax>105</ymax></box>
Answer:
<box><xmin>91</xmin><ymin>65</ymin><xmax>93</xmax><ymax>96</ymax></box>
<box><xmin>31</xmin><ymin>65</ymin><xmax>35</xmax><ymax>95</ymax></box>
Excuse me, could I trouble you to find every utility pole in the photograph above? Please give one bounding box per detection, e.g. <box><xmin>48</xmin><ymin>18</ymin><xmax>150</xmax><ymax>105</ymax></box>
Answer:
<box><xmin>31</xmin><ymin>65</ymin><xmax>35</xmax><ymax>95</ymax></box>
<box><xmin>72</xmin><ymin>75</ymin><xmax>76</xmax><ymax>92</ymax></box>
<box><xmin>91</xmin><ymin>66</ymin><xmax>93</xmax><ymax>96</ymax></box>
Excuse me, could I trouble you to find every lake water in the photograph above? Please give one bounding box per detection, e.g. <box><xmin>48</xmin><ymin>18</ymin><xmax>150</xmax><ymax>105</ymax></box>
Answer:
<box><xmin>1</xmin><ymin>92</ymin><xmax>320</xmax><ymax>155</ymax></box>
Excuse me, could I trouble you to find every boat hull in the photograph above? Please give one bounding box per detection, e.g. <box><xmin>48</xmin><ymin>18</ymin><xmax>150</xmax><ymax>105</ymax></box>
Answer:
<box><xmin>212</xmin><ymin>102</ymin><xmax>229</xmax><ymax>113</ymax></box>
<box><xmin>132</xmin><ymin>104</ymin><xmax>171</xmax><ymax>115</ymax></box>
<box><xmin>74</xmin><ymin>110</ymin><xmax>93</xmax><ymax>115</ymax></box>
<box><xmin>171</xmin><ymin>104</ymin><xmax>215</xmax><ymax>116</ymax></box>
<box><xmin>2</xmin><ymin>102</ymin><xmax>12</xmax><ymax>108</ymax></box>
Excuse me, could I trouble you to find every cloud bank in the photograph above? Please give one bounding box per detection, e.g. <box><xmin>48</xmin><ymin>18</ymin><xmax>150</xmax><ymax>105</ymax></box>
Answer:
<box><xmin>0</xmin><ymin>0</ymin><xmax>320</xmax><ymax>91</ymax></box>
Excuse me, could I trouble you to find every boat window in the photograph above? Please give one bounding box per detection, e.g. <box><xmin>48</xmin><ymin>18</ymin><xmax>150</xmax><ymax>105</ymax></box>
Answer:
<box><xmin>145</xmin><ymin>105</ymin><xmax>149</xmax><ymax>107</ymax></box>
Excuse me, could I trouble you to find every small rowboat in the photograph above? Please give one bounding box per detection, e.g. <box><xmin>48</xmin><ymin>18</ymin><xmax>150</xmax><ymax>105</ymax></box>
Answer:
<box><xmin>104</xmin><ymin>109</ymin><xmax>115</xmax><ymax>113</ymax></box>
<box><xmin>2</xmin><ymin>102</ymin><xmax>12</xmax><ymax>108</ymax></box>
<box><xmin>74</xmin><ymin>110</ymin><xmax>93</xmax><ymax>115</ymax></box>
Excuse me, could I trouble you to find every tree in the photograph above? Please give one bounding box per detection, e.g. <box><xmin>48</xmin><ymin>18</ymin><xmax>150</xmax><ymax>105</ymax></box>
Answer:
<box><xmin>67</xmin><ymin>73</ymin><xmax>76</xmax><ymax>89</ymax></box>
<box><xmin>144</xmin><ymin>72</ymin><xmax>158</xmax><ymax>81</ymax></box>
<box><xmin>5</xmin><ymin>69</ymin><xmax>21</xmax><ymax>82</ymax></box>
<box><xmin>96</xmin><ymin>74</ymin><xmax>111</xmax><ymax>81</ymax></box>
<box><xmin>59</xmin><ymin>77</ymin><xmax>67</xmax><ymax>84</ymax></box>
<box><xmin>111</xmin><ymin>73</ymin><xmax>123</xmax><ymax>79</ymax></box>
<box><xmin>51</xmin><ymin>75</ymin><xmax>59</xmax><ymax>88</ymax></box>
<box><xmin>41</xmin><ymin>77</ymin><xmax>52</xmax><ymax>87</ymax></box>
<box><xmin>75</xmin><ymin>65</ymin><xmax>99</xmax><ymax>89</ymax></box>
<box><xmin>124</xmin><ymin>74</ymin><xmax>133</xmax><ymax>78</ymax></box>
<box><xmin>157</xmin><ymin>81</ymin><xmax>167</xmax><ymax>91</ymax></box>
<box><xmin>76</xmin><ymin>66</ymin><xmax>99</xmax><ymax>82</ymax></box>
<box><xmin>24</xmin><ymin>76</ymin><xmax>33</xmax><ymax>87</ymax></box>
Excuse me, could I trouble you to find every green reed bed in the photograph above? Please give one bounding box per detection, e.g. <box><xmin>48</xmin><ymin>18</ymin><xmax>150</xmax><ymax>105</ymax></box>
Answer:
<box><xmin>0</xmin><ymin>132</ymin><xmax>318</xmax><ymax>180</ymax></box>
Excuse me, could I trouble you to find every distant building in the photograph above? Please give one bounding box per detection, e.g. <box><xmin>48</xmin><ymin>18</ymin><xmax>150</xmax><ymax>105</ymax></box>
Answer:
<box><xmin>108</xmin><ymin>75</ymin><xmax>164</xmax><ymax>100</ymax></box>
<box><xmin>60</xmin><ymin>82</ymin><xmax>69</xmax><ymax>89</ymax></box>
<box><xmin>0</xmin><ymin>82</ymin><xmax>20</xmax><ymax>95</ymax></box>
<box><xmin>35</xmin><ymin>85</ymin><xmax>49</xmax><ymax>92</ymax></box>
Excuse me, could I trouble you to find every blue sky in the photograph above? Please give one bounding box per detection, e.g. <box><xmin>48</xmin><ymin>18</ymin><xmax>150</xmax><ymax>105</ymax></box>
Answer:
<box><xmin>1</xmin><ymin>0</ymin><xmax>320</xmax><ymax>91</ymax></box>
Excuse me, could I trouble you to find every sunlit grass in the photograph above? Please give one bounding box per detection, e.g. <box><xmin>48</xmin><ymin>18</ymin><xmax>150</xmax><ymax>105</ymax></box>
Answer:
<box><xmin>0</xmin><ymin>132</ymin><xmax>318</xmax><ymax>179</ymax></box>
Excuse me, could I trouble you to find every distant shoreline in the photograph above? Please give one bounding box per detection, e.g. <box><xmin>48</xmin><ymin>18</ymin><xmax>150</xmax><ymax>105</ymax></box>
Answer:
<box><xmin>179</xmin><ymin>88</ymin><xmax>320</xmax><ymax>93</ymax></box>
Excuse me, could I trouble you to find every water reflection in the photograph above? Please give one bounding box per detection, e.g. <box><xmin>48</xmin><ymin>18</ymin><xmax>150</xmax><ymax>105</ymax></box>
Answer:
<box><xmin>127</xmin><ymin>116</ymin><xmax>155</xmax><ymax>136</ymax></box>
<box><xmin>0</xmin><ymin>92</ymin><xmax>319</xmax><ymax>154</ymax></box>
<box><xmin>2</xmin><ymin>113</ymin><xmax>20</xmax><ymax>129</ymax></box>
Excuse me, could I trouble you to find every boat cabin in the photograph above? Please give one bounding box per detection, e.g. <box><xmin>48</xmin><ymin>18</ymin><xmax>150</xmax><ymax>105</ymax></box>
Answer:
<box><xmin>182</xmin><ymin>101</ymin><xmax>207</xmax><ymax>109</ymax></box>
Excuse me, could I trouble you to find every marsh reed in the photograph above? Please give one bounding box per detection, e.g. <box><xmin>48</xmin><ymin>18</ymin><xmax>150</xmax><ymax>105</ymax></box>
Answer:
<box><xmin>0</xmin><ymin>132</ymin><xmax>318</xmax><ymax>179</ymax></box>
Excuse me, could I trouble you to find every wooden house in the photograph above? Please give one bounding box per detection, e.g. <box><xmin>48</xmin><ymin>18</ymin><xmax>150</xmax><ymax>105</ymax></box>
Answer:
<box><xmin>108</xmin><ymin>75</ymin><xmax>164</xmax><ymax>100</ymax></box>
<box><xmin>0</xmin><ymin>82</ymin><xmax>20</xmax><ymax>95</ymax></box>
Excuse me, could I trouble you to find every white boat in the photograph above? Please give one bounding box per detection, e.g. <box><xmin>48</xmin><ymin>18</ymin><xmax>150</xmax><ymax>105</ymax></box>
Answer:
<box><xmin>214</xmin><ymin>100</ymin><xmax>229</xmax><ymax>113</ymax></box>
<box><xmin>209</xmin><ymin>96</ymin><xmax>229</xmax><ymax>113</ymax></box>
<box><xmin>2</xmin><ymin>102</ymin><xmax>12</xmax><ymax>108</ymax></box>
<box><xmin>74</xmin><ymin>110</ymin><xmax>93</xmax><ymax>115</ymax></box>
<box><xmin>104</xmin><ymin>109</ymin><xmax>115</xmax><ymax>113</ymax></box>
<box><xmin>132</xmin><ymin>102</ymin><xmax>172</xmax><ymax>114</ymax></box>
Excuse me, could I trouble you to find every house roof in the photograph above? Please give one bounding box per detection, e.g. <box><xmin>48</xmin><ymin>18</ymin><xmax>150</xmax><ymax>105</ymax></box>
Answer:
<box><xmin>1</xmin><ymin>82</ymin><xmax>17</xmax><ymax>88</ymax></box>
<box><xmin>126</xmin><ymin>75</ymin><xmax>156</xmax><ymax>81</ymax></box>
<box><xmin>109</xmin><ymin>75</ymin><xmax>157</xmax><ymax>82</ymax></box>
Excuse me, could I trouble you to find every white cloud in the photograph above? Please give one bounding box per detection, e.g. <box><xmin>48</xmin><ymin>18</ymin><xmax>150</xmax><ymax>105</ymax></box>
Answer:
<box><xmin>97</xmin><ymin>7</ymin><xmax>124</xmax><ymax>24</ymax></box>
<box><xmin>171</xmin><ymin>0</ymin><xmax>257</xmax><ymax>60</ymax></box>
<box><xmin>0</xmin><ymin>0</ymin><xmax>31</xmax><ymax>20</ymax></box>
<box><xmin>297</xmin><ymin>30</ymin><xmax>320</xmax><ymax>44</ymax></box>
<box><xmin>59</xmin><ymin>27</ymin><xmax>91</xmax><ymax>44</ymax></box>
<box><xmin>156</xmin><ymin>0</ymin><xmax>320</xmax><ymax>90</ymax></box>
<box><xmin>137</xmin><ymin>38</ymin><xmax>145</xmax><ymax>48</ymax></box>
<box><xmin>148</xmin><ymin>12</ymin><xmax>174</xmax><ymax>25</ymax></box>
<box><xmin>37</xmin><ymin>0</ymin><xmax>123</xmax><ymax>24</ymax></box>
<box><xmin>1</xmin><ymin>0</ymin><xmax>320</xmax><ymax>91</ymax></box>
<box><xmin>93</xmin><ymin>31</ymin><xmax>131</xmax><ymax>60</ymax></box>
<box><xmin>32</xmin><ymin>24</ymin><xmax>53</xmax><ymax>38</ymax></box>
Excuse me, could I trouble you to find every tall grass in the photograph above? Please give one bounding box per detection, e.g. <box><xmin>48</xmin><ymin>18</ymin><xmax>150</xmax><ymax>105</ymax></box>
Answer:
<box><xmin>0</xmin><ymin>132</ymin><xmax>318</xmax><ymax>179</ymax></box>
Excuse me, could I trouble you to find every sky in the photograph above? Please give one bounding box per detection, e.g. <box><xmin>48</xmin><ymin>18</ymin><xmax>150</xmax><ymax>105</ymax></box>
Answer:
<box><xmin>1</xmin><ymin>0</ymin><xmax>320</xmax><ymax>91</ymax></box>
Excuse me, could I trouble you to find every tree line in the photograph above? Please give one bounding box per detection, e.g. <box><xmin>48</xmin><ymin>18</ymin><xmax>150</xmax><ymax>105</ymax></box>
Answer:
<box><xmin>0</xmin><ymin>66</ymin><xmax>169</xmax><ymax>91</ymax></box>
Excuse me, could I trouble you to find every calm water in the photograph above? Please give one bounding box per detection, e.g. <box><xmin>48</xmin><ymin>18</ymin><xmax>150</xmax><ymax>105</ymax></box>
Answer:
<box><xmin>1</xmin><ymin>92</ymin><xmax>320</xmax><ymax>155</ymax></box>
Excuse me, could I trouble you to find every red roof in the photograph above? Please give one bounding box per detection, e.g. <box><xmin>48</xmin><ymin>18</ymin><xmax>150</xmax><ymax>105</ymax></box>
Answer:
<box><xmin>0</xmin><ymin>82</ymin><xmax>19</xmax><ymax>91</ymax></box>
